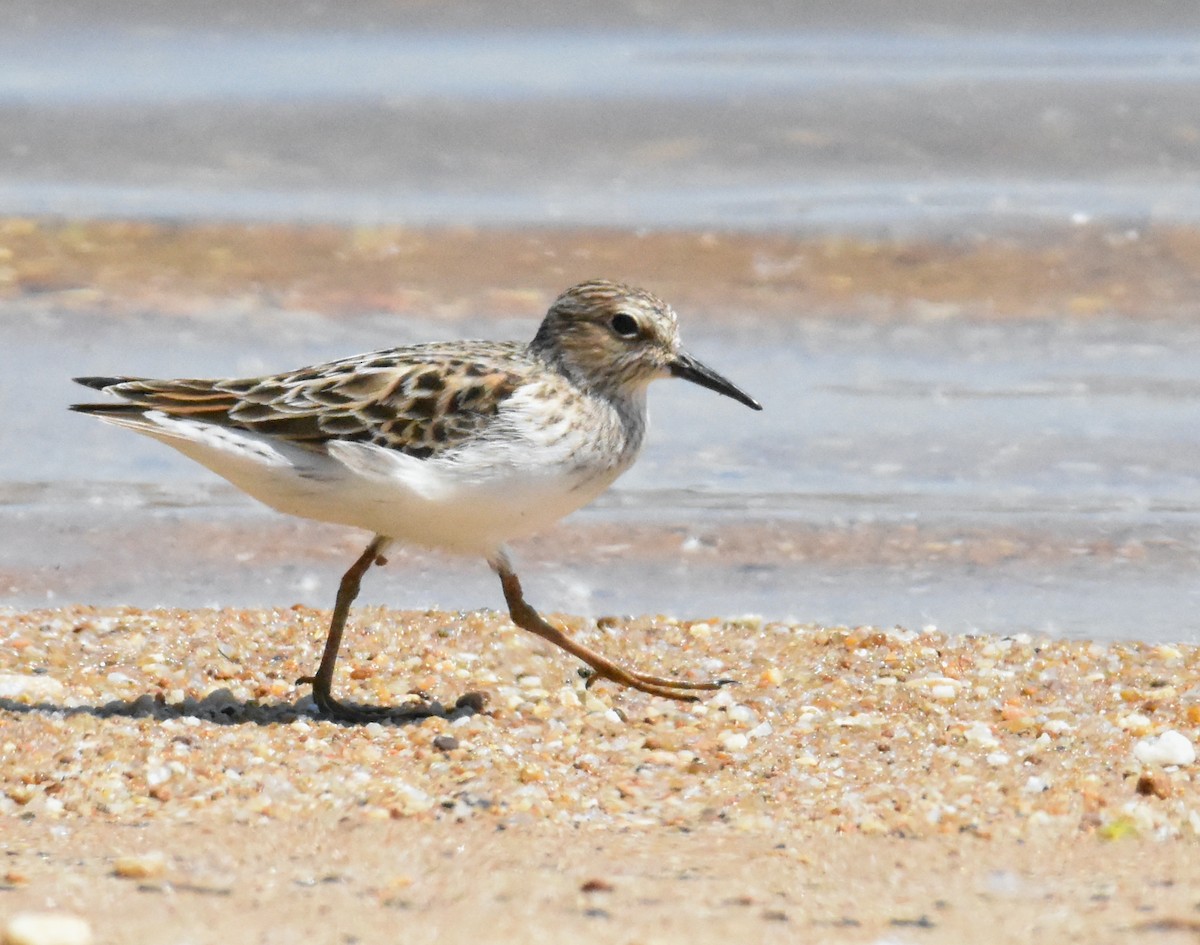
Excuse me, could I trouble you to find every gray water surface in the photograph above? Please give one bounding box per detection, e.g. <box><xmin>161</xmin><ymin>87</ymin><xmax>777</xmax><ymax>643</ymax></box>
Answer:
<box><xmin>4</xmin><ymin>15</ymin><xmax>1200</xmax><ymax>232</ymax></box>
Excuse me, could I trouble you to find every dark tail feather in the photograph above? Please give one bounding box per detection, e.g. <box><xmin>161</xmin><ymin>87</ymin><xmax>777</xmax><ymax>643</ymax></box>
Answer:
<box><xmin>69</xmin><ymin>402</ymin><xmax>147</xmax><ymax>415</ymax></box>
<box><xmin>73</xmin><ymin>376</ymin><xmax>137</xmax><ymax>392</ymax></box>
<box><xmin>71</xmin><ymin>376</ymin><xmax>141</xmax><ymax>414</ymax></box>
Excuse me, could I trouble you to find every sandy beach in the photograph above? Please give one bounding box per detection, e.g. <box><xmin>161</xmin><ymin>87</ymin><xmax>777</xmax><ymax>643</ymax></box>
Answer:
<box><xmin>2</xmin><ymin>606</ymin><xmax>1199</xmax><ymax>943</ymax></box>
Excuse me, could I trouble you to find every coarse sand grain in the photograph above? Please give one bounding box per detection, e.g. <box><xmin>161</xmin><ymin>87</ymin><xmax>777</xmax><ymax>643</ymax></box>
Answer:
<box><xmin>2</xmin><ymin>606</ymin><xmax>1199</xmax><ymax>944</ymax></box>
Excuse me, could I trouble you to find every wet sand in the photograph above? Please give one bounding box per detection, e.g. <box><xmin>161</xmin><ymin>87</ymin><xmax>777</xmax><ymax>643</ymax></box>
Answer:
<box><xmin>2</xmin><ymin>606</ymin><xmax>1199</xmax><ymax>943</ymax></box>
<box><xmin>5</xmin><ymin>216</ymin><xmax>1200</xmax><ymax>321</ymax></box>
<box><xmin>6</xmin><ymin>497</ymin><xmax>1200</xmax><ymax>639</ymax></box>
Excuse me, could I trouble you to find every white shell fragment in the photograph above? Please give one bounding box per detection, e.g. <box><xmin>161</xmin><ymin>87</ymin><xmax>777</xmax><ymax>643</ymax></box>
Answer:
<box><xmin>0</xmin><ymin>673</ymin><xmax>65</xmax><ymax>702</ymax></box>
<box><xmin>1133</xmin><ymin>730</ymin><xmax>1196</xmax><ymax>767</ymax></box>
<box><xmin>3</xmin><ymin>914</ymin><xmax>93</xmax><ymax>945</ymax></box>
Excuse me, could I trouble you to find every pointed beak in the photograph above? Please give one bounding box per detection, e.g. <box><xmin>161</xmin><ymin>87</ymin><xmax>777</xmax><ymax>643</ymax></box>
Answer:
<box><xmin>669</xmin><ymin>351</ymin><xmax>762</xmax><ymax>411</ymax></box>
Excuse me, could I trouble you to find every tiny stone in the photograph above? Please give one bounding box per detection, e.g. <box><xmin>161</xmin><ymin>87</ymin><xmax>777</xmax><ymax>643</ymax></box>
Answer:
<box><xmin>720</xmin><ymin>732</ymin><xmax>750</xmax><ymax>751</ymax></box>
<box><xmin>1118</xmin><ymin>713</ymin><xmax>1153</xmax><ymax>734</ymax></box>
<box><xmin>728</xmin><ymin>704</ymin><xmax>757</xmax><ymax>724</ymax></box>
<box><xmin>454</xmin><ymin>691</ymin><xmax>488</xmax><ymax>713</ymax></box>
<box><xmin>964</xmin><ymin>721</ymin><xmax>999</xmax><ymax>748</ymax></box>
<box><xmin>1135</xmin><ymin>772</ymin><xmax>1172</xmax><ymax>799</ymax></box>
<box><xmin>1133</xmin><ymin>730</ymin><xmax>1195</xmax><ymax>767</ymax></box>
<box><xmin>432</xmin><ymin>735</ymin><xmax>459</xmax><ymax>752</ymax></box>
<box><xmin>113</xmin><ymin>852</ymin><xmax>167</xmax><ymax>880</ymax></box>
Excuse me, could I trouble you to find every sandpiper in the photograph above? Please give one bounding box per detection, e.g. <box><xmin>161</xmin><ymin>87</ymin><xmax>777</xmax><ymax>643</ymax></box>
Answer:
<box><xmin>72</xmin><ymin>280</ymin><xmax>762</xmax><ymax>720</ymax></box>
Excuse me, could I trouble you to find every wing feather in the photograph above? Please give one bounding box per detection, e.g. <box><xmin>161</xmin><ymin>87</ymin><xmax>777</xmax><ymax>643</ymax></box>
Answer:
<box><xmin>70</xmin><ymin>341</ymin><xmax>529</xmax><ymax>459</ymax></box>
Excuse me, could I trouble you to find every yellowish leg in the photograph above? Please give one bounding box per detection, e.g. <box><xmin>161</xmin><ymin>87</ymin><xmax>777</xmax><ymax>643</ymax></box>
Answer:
<box><xmin>490</xmin><ymin>552</ymin><xmax>733</xmax><ymax>701</ymax></box>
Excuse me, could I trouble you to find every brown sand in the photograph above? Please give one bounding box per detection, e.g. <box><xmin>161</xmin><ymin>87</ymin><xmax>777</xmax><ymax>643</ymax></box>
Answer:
<box><xmin>2</xmin><ymin>606</ymin><xmax>1199</xmax><ymax>943</ymax></box>
<box><xmin>4</xmin><ymin>216</ymin><xmax>1200</xmax><ymax>321</ymax></box>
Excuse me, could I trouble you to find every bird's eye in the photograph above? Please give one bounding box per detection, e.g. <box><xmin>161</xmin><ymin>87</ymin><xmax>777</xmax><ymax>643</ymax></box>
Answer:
<box><xmin>610</xmin><ymin>312</ymin><xmax>640</xmax><ymax>338</ymax></box>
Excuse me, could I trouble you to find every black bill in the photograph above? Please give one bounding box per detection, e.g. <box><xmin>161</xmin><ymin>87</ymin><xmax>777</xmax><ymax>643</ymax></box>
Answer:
<box><xmin>669</xmin><ymin>351</ymin><xmax>762</xmax><ymax>411</ymax></box>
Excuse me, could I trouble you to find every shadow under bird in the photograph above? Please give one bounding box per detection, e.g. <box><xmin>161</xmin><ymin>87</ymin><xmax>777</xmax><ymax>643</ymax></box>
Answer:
<box><xmin>71</xmin><ymin>280</ymin><xmax>762</xmax><ymax>721</ymax></box>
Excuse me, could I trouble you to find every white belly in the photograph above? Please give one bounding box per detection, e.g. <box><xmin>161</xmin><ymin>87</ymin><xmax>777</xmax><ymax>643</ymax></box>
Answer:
<box><xmin>316</xmin><ymin>462</ymin><xmax>621</xmax><ymax>553</ymax></box>
<box><xmin>108</xmin><ymin>392</ymin><xmax>641</xmax><ymax>556</ymax></box>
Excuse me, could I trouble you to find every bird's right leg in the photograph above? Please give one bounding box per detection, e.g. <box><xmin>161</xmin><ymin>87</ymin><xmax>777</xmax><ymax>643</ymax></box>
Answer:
<box><xmin>297</xmin><ymin>535</ymin><xmax>434</xmax><ymax>722</ymax></box>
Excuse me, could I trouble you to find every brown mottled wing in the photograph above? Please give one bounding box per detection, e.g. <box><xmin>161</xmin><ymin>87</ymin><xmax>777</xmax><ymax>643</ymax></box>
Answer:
<box><xmin>71</xmin><ymin>341</ymin><xmax>528</xmax><ymax>460</ymax></box>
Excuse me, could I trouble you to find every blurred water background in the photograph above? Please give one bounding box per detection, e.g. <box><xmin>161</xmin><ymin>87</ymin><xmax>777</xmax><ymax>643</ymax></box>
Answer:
<box><xmin>3</xmin><ymin>1</ymin><xmax>1200</xmax><ymax>640</ymax></box>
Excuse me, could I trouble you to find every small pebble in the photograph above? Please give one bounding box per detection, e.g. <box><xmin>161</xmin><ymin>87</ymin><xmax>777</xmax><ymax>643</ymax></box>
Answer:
<box><xmin>1118</xmin><ymin>713</ymin><xmax>1153</xmax><ymax>734</ymax></box>
<box><xmin>727</xmin><ymin>704</ymin><xmax>757</xmax><ymax>724</ymax></box>
<box><xmin>964</xmin><ymin>721</ymin><xmax>999</xmax><ymax>748</ymax></box>
<box><xmin>454</xmin><ymin>691</ymin><xmax>488</xmax><ymax>713</ymax></box>
<box><xmin>1135</xmin><ymin>772</ymin><xmax>1172</xmax><ymax>799</ymax></box>
<box><xmin>432</xmin><ymin>735</ymin><xmax>459</xmax><ymax>752</ymax></box>
<box><xmin>720</xmin><ymin>732</ymin><xmax>750</xmax><ymax>751</ymax></box>
<box><xmin>906</xmin><ymin>676</ymin><xmax>962</xmax><ymax>701</ymax></box>
<box><xmin>747</xmin><ymin>720</ymin><xmax>773</xmax><ymax>740</ymax></box>
<box><xmin>113</xmin><ymin>852</ymin><xmax>168</xmax><ymax>880</ymax></box>
<box><xmin>1133</xmin><ymin>730</ymin><xmax>1195</xmax><ymax>766</ymax></box>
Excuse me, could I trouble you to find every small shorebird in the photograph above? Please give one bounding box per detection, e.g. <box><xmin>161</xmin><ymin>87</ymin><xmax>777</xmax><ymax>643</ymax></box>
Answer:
<box><xmin>72</xmin><ymin>280</ymin><xmax>761</xmax><ymax>720</ymax></box>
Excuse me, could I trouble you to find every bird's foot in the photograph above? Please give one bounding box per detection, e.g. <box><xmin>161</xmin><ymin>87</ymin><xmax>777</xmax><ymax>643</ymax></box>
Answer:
<box><xmin>579</xmin><ymin>667</ymin><xmax>737</xmax><ymax>702</ymax></box>
<box><xmin>296</xmin><ymin>674</ymin><xmax>476</xmax><ymax>724</ymax></box>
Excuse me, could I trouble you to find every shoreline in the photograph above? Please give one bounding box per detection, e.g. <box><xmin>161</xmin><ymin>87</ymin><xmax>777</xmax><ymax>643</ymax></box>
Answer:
<box><xmin>4</xmin><ymin>505</ymin><xmax>1198</xmax><ymax>639</ymax></box>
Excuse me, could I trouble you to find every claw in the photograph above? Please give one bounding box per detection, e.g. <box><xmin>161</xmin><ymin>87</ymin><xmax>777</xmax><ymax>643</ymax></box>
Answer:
<box><xmin>495</xmin><ymin>559</ymin><xmax>736</xmax><ymax>705</ymax></box>
<box><xmin>308</xmin><ymin>686</ymin><xmax>439</xmax><ymax>724</ymax></box>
